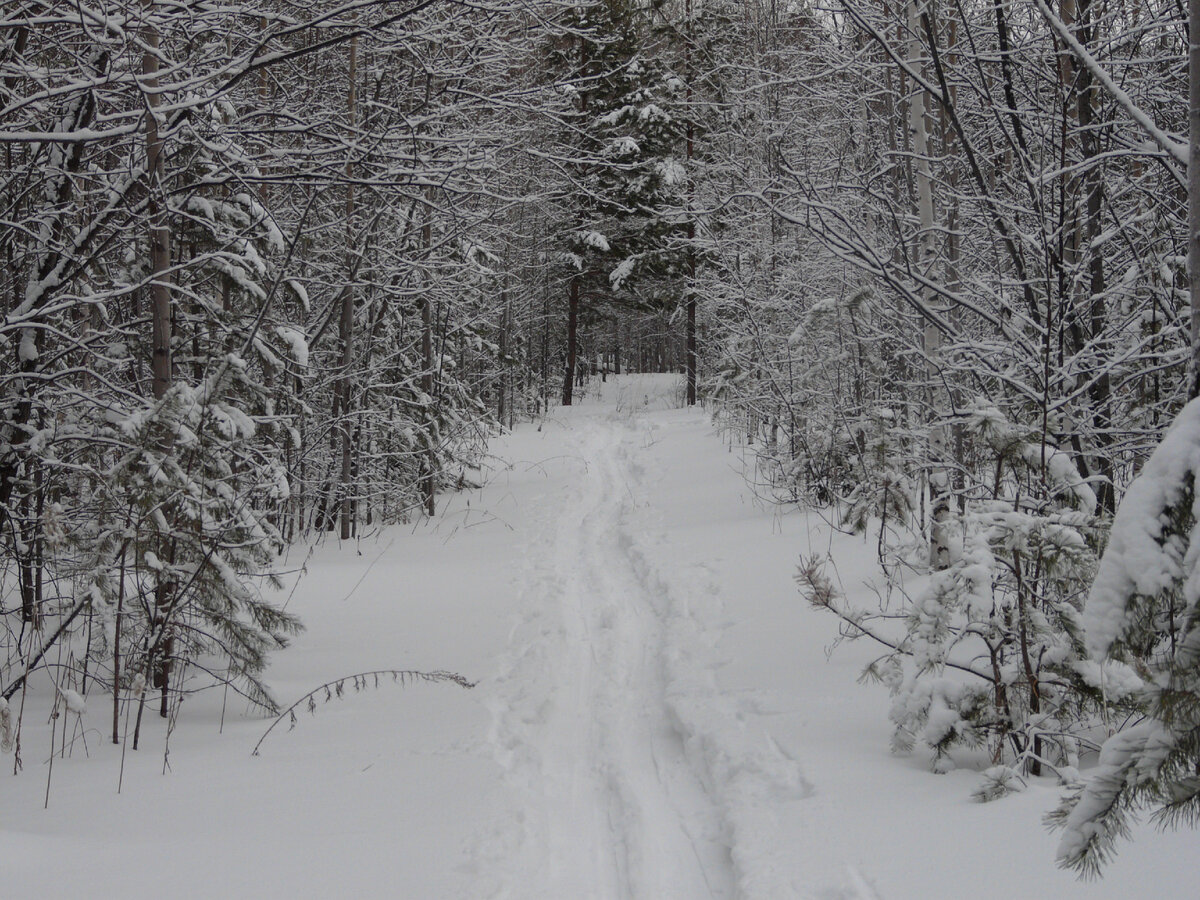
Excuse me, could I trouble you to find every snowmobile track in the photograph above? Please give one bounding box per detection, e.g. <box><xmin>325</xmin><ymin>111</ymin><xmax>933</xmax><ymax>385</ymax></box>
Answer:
<box><xmin>486</xmin><ymin>414</ymin><xmax>736</xmax><ymax>899</ymax></box>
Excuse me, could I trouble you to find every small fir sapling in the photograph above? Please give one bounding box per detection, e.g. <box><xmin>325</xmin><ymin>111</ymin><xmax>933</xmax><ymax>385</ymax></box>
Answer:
<box><xmin>840</xmin><ymin>408</ymin><xmax>918</xmax><ymax>535</ymax></box>
<box><xmin>802</xmin><ymin>402</ymin><xmax>1124</xmax><ymax>791</ymax></box>
<box><xmin>106</xmin><ymin>363</ymin><xmax>304</xmax><ymax>723</ymax></box>
<box><xmin>838</xmin><ymin>405</ymin><xmax>921</xmax><ymax>572</ymax></box>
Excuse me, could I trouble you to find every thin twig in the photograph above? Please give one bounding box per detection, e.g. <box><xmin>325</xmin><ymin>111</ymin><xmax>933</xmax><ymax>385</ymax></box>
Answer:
<box><xmin>251</xmin><ymin>668</ymin><xmax>475</xmax><ymax>756</ymax></box>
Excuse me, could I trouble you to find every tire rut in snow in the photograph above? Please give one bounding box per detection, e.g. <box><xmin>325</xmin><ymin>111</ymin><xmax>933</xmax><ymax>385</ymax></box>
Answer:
<box><xmin>483</xmin><ymin>416</ymin><xmax>734</xmax><ymax>899</ymax></box>
<box><xmin>616</xmin><ymin>414</ymin><xmax>816</xmax><ymax>899</ymax></box>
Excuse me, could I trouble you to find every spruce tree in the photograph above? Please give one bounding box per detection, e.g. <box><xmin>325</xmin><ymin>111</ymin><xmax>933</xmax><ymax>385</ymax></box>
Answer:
<box><xmin>553</xmin><ymin>0</ymin><xmax>689</xmax><ymax>400</ymax></box>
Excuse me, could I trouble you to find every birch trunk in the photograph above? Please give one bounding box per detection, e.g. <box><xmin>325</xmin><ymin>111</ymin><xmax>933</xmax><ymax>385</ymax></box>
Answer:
<box><xmin>908</xmin><ymin>0</ymin><xmax>950</xmax><ymax>570</ymax></box>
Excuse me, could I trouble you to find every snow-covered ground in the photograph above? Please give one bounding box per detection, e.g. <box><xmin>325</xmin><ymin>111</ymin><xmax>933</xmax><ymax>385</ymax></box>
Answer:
<box><xmin>5</xmin><ymin>374</ymin><xmax>1196</xmax><ymax>898</ymax></box>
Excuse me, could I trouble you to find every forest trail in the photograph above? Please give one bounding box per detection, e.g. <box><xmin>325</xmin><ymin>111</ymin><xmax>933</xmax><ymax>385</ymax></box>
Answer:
<box><xmin>8</xmin><ymin>374</ymin><xmax>1197</xmax><ymax>900</ymax></box>
<box><xmin>486</xmin><ymin>400</ymin><xmax>737</xmax><ymax>898</ymax></box>
<box><xmin>483</xmin><ymin>378</ymin><xmax>809</xmax><ymax>900</ymax></box>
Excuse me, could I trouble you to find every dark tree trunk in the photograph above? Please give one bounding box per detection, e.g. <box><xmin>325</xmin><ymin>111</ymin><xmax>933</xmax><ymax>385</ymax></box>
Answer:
<box><xmin>1076</xmin><ymin>0</ymin><xmax>1114</xmax><ymax>512</ymax></box>
<box><xmin>144</xmin><ymin>0</ymin><xmax>176</xmax><ymax>716</ymax></box>
<box><xmin>421</xmin><ymin>297</ymin><xmax>436</xmax><ymax>516</ymax></box>
<box><xmin>498</xmin><ymin>290</ymin><xmax>509</xmax><ymax>427</ymax></box>
<box><xmin>337</xmin><ymin>33</ymin><xmax>359</xmax><ymax>541</ymax></box>
<box><xmin>685</xmin><ymin>0</ymin><xmax>697</xmax><ymax>406</ymax></box>
<box><xmin>563</xmin><ymin>274</ymin><xmax>579</xmax><ymax>406</ymax></box>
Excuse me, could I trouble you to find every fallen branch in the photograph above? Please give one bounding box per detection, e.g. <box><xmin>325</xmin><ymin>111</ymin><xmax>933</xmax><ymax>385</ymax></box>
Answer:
<box><xmin>250</xmin><ymin>668</ymin><xmax>476</xmax><ymax>756</ymax></box>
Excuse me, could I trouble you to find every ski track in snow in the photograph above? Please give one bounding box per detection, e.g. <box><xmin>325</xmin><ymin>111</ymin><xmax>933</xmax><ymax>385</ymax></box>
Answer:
<box><xmin>483</xmin><ymin>403</ymin><xmax>810</xmax><ymax>899</ymax></box>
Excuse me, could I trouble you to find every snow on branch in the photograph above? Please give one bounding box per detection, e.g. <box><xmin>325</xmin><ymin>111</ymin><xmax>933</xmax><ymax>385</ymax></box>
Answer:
<box><xmin>1083</xmin><ymin>398</ymin><xmax>1200</xmax><ymax>660</ymax></box>
<box><xmin>1031</xmin><ymin>0</ymin><xmax>1186</xmax><ymax>172</ymax></box>
<box><xmin>251</xmin><ymin>669</ymin><xmax>476</xmax><ymax>756</ymax></box>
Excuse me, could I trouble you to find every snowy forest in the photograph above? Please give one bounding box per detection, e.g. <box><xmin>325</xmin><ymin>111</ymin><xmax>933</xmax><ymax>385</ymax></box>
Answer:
<box><xmin>4</xmin><ymin>0</ymin><xmax>1200</xmax><ymax>896</ymax></box>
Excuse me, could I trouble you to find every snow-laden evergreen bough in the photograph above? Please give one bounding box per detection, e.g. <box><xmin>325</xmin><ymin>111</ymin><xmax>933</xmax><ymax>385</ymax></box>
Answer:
<box><xmin>1051</xmin><ymin>398</ymin><xmax>1200</xmax><ymax>876</ymax></box>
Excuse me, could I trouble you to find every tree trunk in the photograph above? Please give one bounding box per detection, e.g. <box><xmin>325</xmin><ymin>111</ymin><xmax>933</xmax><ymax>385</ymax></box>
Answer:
<box><xmin>1190</xmin><ymin>0</ymin><xmax>1200</xmax><ymax>399</ymax></box>
<box><xmin>143</xmin><ymin>0</ymin><xmax>175</xmax><ymax>717</ymax></box>
<box><xmin>909</xmin><ymin>0</ymin><xmax>950</xmax><ymax>570</ymax></box>
<box><xmin>144</xmin><ymin>10</ymin><xmax>171</xmax><ymax>402</ymax></box>
<box><xmin>685</xmin><ymin>0</ymin><xmax>698</xmax><ymax>406</ymax></box>
<box><xmin>498</xmin><ymin>289</ymin><xmax>509</xmax><ymax>428</ymax></box>
<box><xmin>1066</xmin><ymin>0</ymin><xmax>1115</xmax><ymax>512</ymax></box>
<box><xmin>563</xmin><ymin>274</ymin><xmax>579</xmax><ymax>406</ymax></box>
<box><xmin>421</xmin><ymin>190</ymin><xmax>436</xmax><ymax>517</ymax></box>
<box><xmin>337</xmin><ymin>32</ymin><xmax>359</xmax><ymax>541</ymax></box>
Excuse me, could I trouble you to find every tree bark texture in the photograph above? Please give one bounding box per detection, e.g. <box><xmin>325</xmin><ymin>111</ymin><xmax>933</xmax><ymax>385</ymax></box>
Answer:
<box><xmin>563</xmin><ymin>274</ymin><xmax>579</xmax><ymax>406</ymax></box>
<box><xmin>1190</xmin><ymin>0</ymin><xmax>1200</xmax><ymax>399</ymax></box>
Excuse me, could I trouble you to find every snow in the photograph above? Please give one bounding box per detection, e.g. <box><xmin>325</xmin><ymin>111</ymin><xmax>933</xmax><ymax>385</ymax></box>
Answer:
<box><xmin>60</xmin><ymin>689</ymin><xmax>86</xmax><ymax>715</ymax></box>
<box><xmin>637</xmin><ymin>103</ymin><xmax>669</xmax><ymax>126</ymax></box>
<box><xmin>598</xmin><ymin>105</ymin><xmax>631</xmax><ymax>126</ymax></box>
<box><xmin>4</xmin><ymin>375</ymin><xmax>1196</xmax><ymax>898</ymax></box>
<box><xmin>607</xmin><ymin>136</ymin><xmax>640</xmax><ymax>157</ymax></box>
<box><xmin>579</xmin><ymin>230</ymin><xmax>611</xmax><ymax>252</ymax></box>
<box><xmin>1084</xmin><ymin>397</ymin><xmax>1200</xmax><ymax>660</ymax></box>
<box><xmin>18</xmin><ymin>328</ymin><xmax>36</xmax><ymax>363</ymax></box>
<box><xmin>1055</xmin><ymin>720</ymin><xmax>1176</xmax><ymax>867</ymax></box>
<box><xmin>1072</xmin><ymin>658</ymin><xmax>1145</xmax><ymax>702</ymax></box>
<box><xmin>285</xmin><ymin>279</ymin><xmax>310</xmax><ymax>312</ymax></box>
<box><xmin>657</xmin><ymin>157</ymin><xmax>686</xmax><ymax>186</ymax></box>
<box><xmin>275</xmin><ymin>325</ymin><xmax>309</xmax><ymax>368</ymax></box>
<box><xmin>610</xmin><ymin>255</ymin><xmax>636</xmax><ymax>288</ymax></box>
